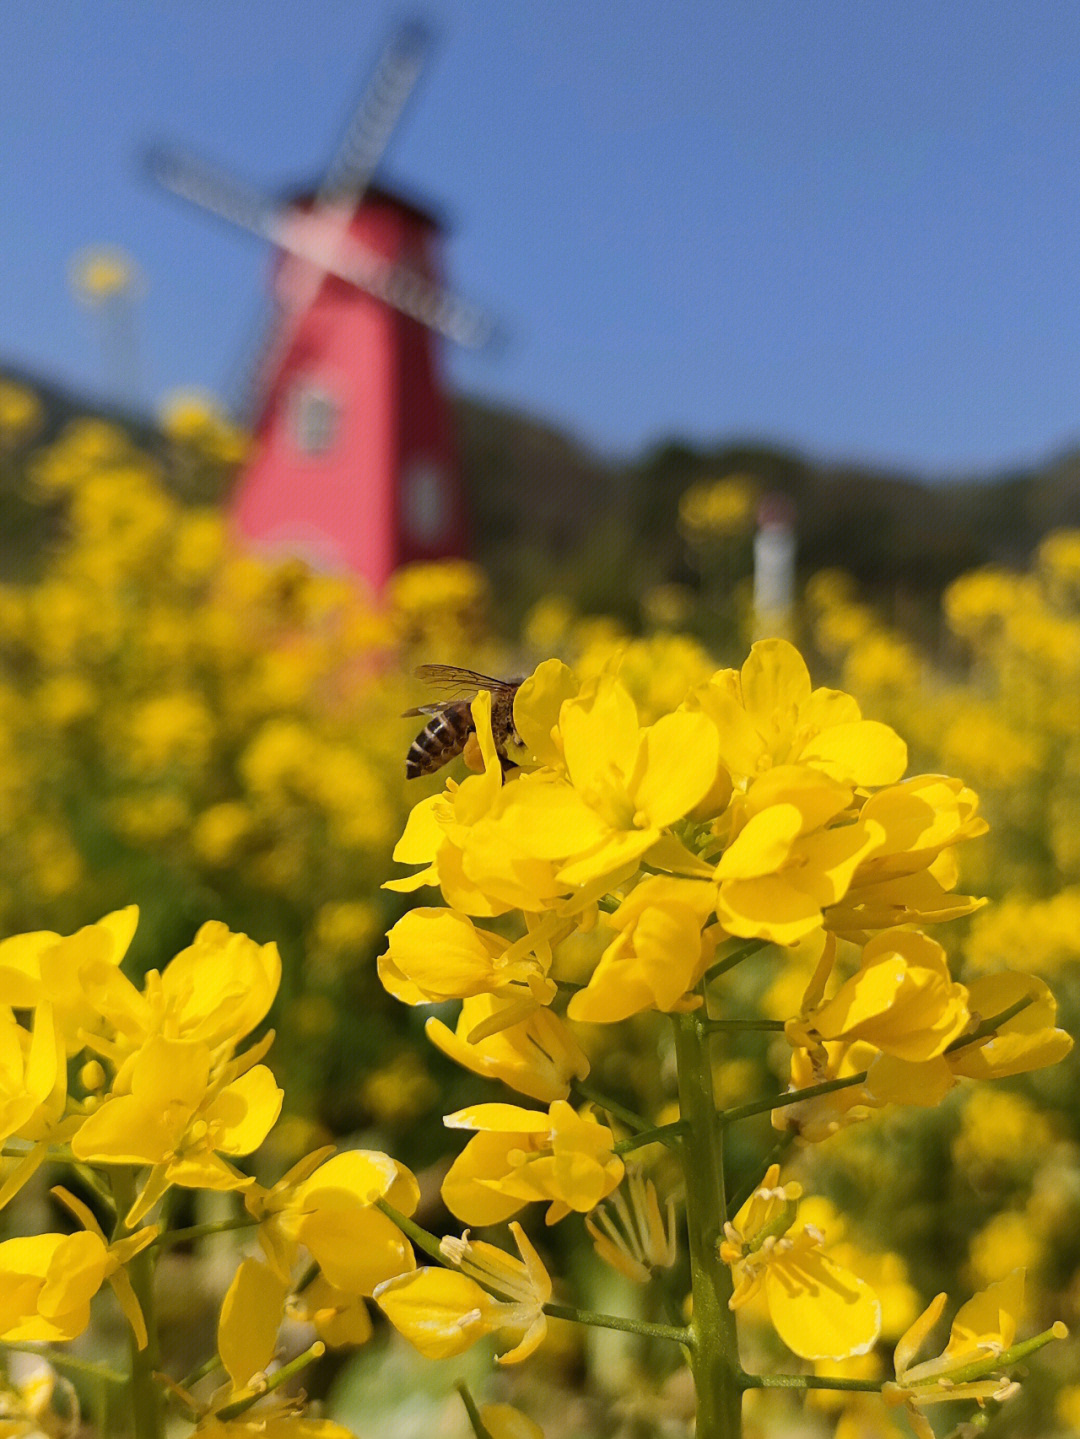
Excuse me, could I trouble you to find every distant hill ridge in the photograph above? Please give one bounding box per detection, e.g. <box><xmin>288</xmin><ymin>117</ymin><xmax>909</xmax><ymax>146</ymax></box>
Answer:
<box><xmin>4</xmin><ymin>361</ymin><xmax>1080</xmax><ymax>623</ymax></box>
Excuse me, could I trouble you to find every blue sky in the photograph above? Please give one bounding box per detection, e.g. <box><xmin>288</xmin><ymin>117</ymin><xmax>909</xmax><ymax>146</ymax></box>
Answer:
<box><xmin>3</xmin><ymin>1</ymin><xmax>1080</xmax><ymax>473</ymax></box>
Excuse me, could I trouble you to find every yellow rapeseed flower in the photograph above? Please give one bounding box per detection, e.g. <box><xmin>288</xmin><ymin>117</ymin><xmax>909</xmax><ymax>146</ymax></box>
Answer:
<box><xmin>375</xmin><ymin>1221</ymin><xmax>551</xmax><ymax>1365</ymax></box>
<box><xmin>379</xmin><ymin>908</ymin><xmax>556</xmax><ymax>1010</ymax></box>
<box><xmin>426</xmin><ymin>995</ymin><xmax>590</xmax><ymax>1102</ymax></box>
<box><xmin>0</xmin><ymin>1195</ymin><xmax>155</xmax><ymax>1348</ymax></box>
<box><xmin>793</xmin><ymin>930</ymin><xmax>970</xmax><ymax>1063</ymax></box>
<box><xmin>586</xmin><ymin>1169</ymin><xmax>678</xmax><ymax>1284</ymax></box>
<box><xmin>441</xmin><ymin>1100</ymin><xmax>623</xmax><ymax>1226</ymax></box>
<box><xmin>883</xmin><ymin>1270</ymin><xmax>1067</xmax><ymax>1437</ymax></box>
<box><xmin>71</xmin><ymin>1035</ymin><xmax>283</xmax><ymax>1225</ymax></box>
<box><xmin>178</xmin><ymin>1254</ymin><xmax>355</xmax><ymax>1435</ymax></box>
<box><xmin>720</xmin><ymin>1164</ymin><xmax>881</xmax><ymax>1361</ymax></box>
<box><xmin>714</xmin><ymin>767</ymin><xmax>883</xmax><ymax>945</ymax></box>
<box><xmin>688</xmin><ymin>638</ymin><xmax>907</xmax><ymax>789</ymax></box>
<box><xmin>567</xmin><ymin>876</ymin><xmax>719</xmax><ymax>1022</ymax></box>
<box><xmin>553</xmin><ymin>673</ymin><xmax>719</xmax><ymax>887</ymax></box>
<box><xmin>245</xmin><ymin>1147</ymin><xmax>418</xmax><ymax>1297</ymax></box>
<box><xmin>863</xmin><ymin>971</ymin><xmax>1072</xmax><ymax>1110</ymax></box>
<box><xmin>0</xmin><ymin>907</ymin><xmax>138</xmax><ymax>1054</ymax></box>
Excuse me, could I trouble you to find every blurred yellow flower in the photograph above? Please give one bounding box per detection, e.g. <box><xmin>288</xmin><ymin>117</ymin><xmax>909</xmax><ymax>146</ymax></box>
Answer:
<box><xmin>158</xmin><ymin>389</ymin><xmax>248</xmax><ymax>466</ymax></box>
<box><xmin>69</xmin><ymin>247</ymin><xmax>137</xmax><ymax>301</ymax></box>
<box><xmin>966</xmin><ymin>1211</ymin><xmax>1043</xmax><ymax>1290</ymax></box>
<box><xmin>190</xmin><ymin>802</ymin><xmax>254</xmax><ymax>866</ymax></box>
<box><xmin>678</xmin><ymin>474</ymin><xmax>757</xmax><ymax>541</ymax></box>
<box><xmin>953</xmin><ymin>1089</ymin><xmax>1051</xmax><ymax>1175</ymax></box>
<box><xmin>479</xmin><ymin>1403</ymin><xmax>545</xmax><ymax>1439</ymax></box>
<box><xmin>0</xmin><ymin>380</ymin><xmax>43</xmax><ymax>444</ymax></box>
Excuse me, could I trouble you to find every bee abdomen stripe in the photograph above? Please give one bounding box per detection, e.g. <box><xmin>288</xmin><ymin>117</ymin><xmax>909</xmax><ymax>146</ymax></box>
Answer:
<box><xmin>413</xmin><ymin>727</ymin><xmax>448</xmax><ymax>755</ymax></box>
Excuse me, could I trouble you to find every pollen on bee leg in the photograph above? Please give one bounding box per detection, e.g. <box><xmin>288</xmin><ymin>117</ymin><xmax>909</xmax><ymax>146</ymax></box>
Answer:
<box><xmin>462</xmin><ymin>733</ymin><xmax>485</xmax><ymax>771</ymax></box>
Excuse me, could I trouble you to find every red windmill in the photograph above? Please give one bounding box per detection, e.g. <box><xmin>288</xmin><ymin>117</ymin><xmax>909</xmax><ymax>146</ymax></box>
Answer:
<box><xmin>149</xmin><ymin>24</ymin><xmax>491</xmax><ymax>589</ymax></box>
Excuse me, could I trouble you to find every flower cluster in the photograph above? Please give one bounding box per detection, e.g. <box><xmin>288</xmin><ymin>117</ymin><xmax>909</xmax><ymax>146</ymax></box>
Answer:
<box><xmin>372</xmin><ymin>637</ymin><xmax>1070</xmax><ymax>1430</ymax></box>
<box><xmin>0</xmin><ymin>906</ymin><xmax>428</xmax><ymax>1435</ymax></box>
<box><xmin>805</xmin><ymin>534</ymin><xmax>1080</xmax><ymax>1398</ymax></box>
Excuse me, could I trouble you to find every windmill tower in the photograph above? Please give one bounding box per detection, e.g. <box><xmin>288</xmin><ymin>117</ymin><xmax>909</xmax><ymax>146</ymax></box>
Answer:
<box><xmin>149</xmin><ymin>24</ymin><xmax>490</xmax><ymax>589</ymax></box>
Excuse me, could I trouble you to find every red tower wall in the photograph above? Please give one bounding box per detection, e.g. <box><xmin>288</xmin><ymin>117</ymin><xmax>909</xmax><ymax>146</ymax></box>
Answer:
<box><xmin>229</xmin><ymin>193</ymin><xmax>466</xmax><ymax>592</ymax></box>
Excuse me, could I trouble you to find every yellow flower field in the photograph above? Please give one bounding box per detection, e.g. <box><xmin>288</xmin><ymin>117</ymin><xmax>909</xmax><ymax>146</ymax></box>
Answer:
<box><xmin>0</xmin><ymin>399</ymin><xmax>1075</xmax><ymax>1436</ymax></box>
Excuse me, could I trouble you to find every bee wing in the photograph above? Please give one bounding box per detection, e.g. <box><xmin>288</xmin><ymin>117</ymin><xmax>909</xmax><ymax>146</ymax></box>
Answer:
<box><xmin>401</xmin><ymin>702</ymin><xmax>448</xmax><ymax>718</ymax></box>
<box><xmin>413</xmin><ymin>664</ymin><xmax>514</xmax><ymax>697</ymax></box>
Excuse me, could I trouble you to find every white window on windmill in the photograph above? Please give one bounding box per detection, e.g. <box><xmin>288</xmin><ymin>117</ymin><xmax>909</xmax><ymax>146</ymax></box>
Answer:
<box><xmin>401</xmin><ymin>456</ymin><xmax>449</xmax><ymax>545</ymax></box>
<box><xmin>289</xmin><ymin>381</ymin><xmax>339</xmax><ymax>456</ymax></box>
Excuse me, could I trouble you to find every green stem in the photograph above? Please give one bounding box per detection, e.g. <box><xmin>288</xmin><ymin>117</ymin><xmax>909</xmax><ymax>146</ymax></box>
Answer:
<box><xmin>702</xmin><ymin>1018</ymin><xmax>786</xmax><ymax>1033</ymax></box>
<box><xmin>743</xmin><ymin>1374</ymin><xmax>884</xmax><ymax>1391</ymax></box>
<box><xmin>178</xmin><ymin>1352</ymin><xmax>222</xmax><ymax>1394</ymax></box>
<box><xmin>945</xmin><ymin>996</ymin><xmax>1033</xmax><ymax>1053</ymax></box>
<box><xmin>673</xmin><ymin>1011</ymin><xmax>743</xmax><ymax>1437</ymax></box>
<box><xmin>0</xmin><ymin>1342</ymin><xmax>126</xmax><ymax>1385</ymax></box>
<box><xmin>723</xmin><ymin>1071</ymin><xmax>868</xmax><ymax>1124</ymax></box>
<box><xmin>574</xmin><ymin>1080</ymin><xmax>653</xmax><ymax>1135</ymax></box>
<box><xmin>455</xmin><ymin>1381</ymin><xmax>495</xmax><ymax>1439</ymax></box>
<box><xmin>614</xmin><ymin>1120</ymin><xmax>687</xmax><ymax>1155</ymax></box>
<box><xmin>543</xmin><ymin>1302</ymin><xmax>689</xmax><ymax>1345</ymax></box>
<box><xmin>150</xmin><ymin>1215</ymin><xmax>257</xmax><ymax>1248</ymax></box>
<box><xmin>905</xmin><ymin>1324</ymin><xmax>1067</xmax><ymax>1390</ymax></box>
<box><xmin>704</xmin><ymin>939</ymin><xmax>769</xmax><ymax>983</ymax></box>
<box><xmin>111</xmin><ymin>1169</ymin><xmax>164</xmax><ymax>1439</ymax></box>
<box><xmin>214</xmin><ymin>1342</ymin><xmax>325</xmax><ymax>1422</ymax></box>
<box><xmin>377</xmin><ymin>1198</ymin><xmax>446</xmax><ymax>1264</ymax></box>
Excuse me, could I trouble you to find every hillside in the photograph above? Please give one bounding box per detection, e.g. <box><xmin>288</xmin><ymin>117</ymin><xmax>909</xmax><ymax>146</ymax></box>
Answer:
<box><xmin>4</xmin><ymin>362</ymin><xmax>1080</xmax><ymax>628</ymax></box>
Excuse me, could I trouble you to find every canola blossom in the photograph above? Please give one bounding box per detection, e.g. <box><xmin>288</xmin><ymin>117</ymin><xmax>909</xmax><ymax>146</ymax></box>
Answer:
<box><xmin>882</xmin><ymin>1270</ymin><xmax>1068</xmax><ymax>1439</ymax></box>
<box><xmin>719</xmin><ymin>1165</ymin><xmax>881</xmax><ymax>1361</ymax></box>
<box><xmin>375</xmin><ymin>1221</ymin><xmax>551</xmax><ymax>1365</ymax></box>
<box><xmin>0</xmin><ymin>907</ymin><xmax>432</xmax><ymax>1436</ymax></box>
<box><xmin>369</xmin><ymin>638</ymin><xmax>1071</xmax><ymax>1436</ymax></box>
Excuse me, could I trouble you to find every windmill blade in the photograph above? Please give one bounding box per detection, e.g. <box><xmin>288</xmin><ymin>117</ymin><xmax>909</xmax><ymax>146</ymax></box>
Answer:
<box><xmin>266</xmin><ymin>220</ymin><xmax>493</xmax><ymax>349</ymax></box>
<box><xmin>146</xmin><ymin>145</ymin><xmax>278</xmax><ymax>243</ymax></box>
<box><xmin>321</xmin><ymin>20</ymin><xmax>431</xmax><ymax>205</ymax></box>
<box><xmin>344</xmin><ymin>251</ymin><xmax>493</xmax><ymax>350</ymax></box>
<box><xmin>226</xmin><ymin>25</ymin><xmax>433</xmax><ymax>420</ymax></box>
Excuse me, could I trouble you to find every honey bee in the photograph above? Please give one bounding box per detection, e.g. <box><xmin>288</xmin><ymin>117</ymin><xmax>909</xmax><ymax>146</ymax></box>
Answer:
<box><xmin>403</xmin><ymin>665</ymin><xmax>523</xmax><ymax>779</ymax></box>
